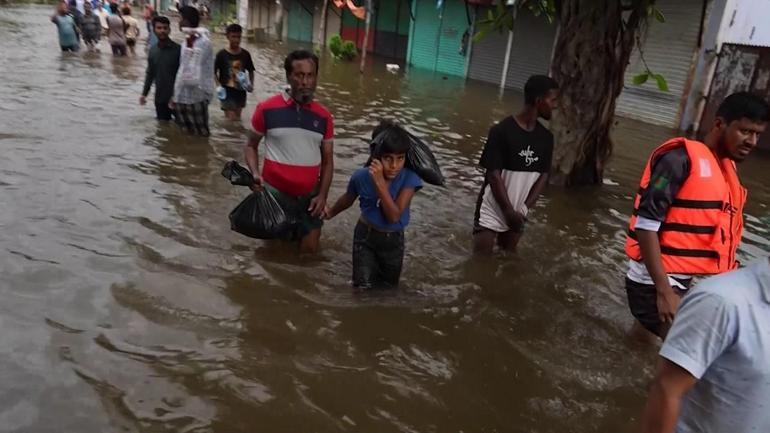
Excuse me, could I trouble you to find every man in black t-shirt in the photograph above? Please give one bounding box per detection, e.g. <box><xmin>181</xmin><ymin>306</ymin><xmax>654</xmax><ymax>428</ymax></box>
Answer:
<box><xmin>215</xmin><ymin>24</ymin><xmax>256</xmax><ymax>121</ymax></box>
<box><xmin>473</xmin><ymin>75</ymin><xmax>559</xmax><ymax>255</ymax></box>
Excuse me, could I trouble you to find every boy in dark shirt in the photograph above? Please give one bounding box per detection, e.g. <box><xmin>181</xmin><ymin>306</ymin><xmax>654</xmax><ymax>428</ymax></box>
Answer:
<box><xmin>473</xmin><ymin>74</ymin><xmax>559</xmax><ymax>255</ymax></box>
<box><xmin>215</xmin><ymin>24</ymin><xmax>255</xmax><ymax>121</ymax></box>
<box><xmin>140</xmin><ymin>16</ymin><xmax>181</xmax><ymax>121</ymax></box>
<box><xmin>325</xmin><ymin>120</ymin><xmax>423</xmax><ymax>289</ymax></box>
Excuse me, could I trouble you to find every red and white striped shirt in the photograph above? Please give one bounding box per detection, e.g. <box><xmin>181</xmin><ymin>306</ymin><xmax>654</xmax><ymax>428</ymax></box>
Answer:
<box><xmin>251</xmin><ymin>89</ymin><xmax>334</xmax><ymax>197</ymax></box>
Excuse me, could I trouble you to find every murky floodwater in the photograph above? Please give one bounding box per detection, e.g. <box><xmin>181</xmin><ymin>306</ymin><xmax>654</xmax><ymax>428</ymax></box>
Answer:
<box><xmin>2</xmin><ymin>5</ymin><xmax>770</xmax><ymax>432</ymax></box>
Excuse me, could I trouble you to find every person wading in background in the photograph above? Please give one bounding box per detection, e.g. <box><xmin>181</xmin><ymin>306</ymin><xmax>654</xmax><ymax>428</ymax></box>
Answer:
<box><xmin>140</xmin><ymin>15</ymin><xmax>180</xmax><ymax>122</ymax></box>
<box><xmin>80</xmin><ymin>2</ymin><xmax>102</xmax><ymax>51</ymax></box>
<box><xmin>214</xmin><ymin>23</ymin><xmax>255</xmax><ymax>121</ymax></box>
<box><xmin>472</xmin><ymin>75</ymin><xmax>559</xmax><ymax>255</ymax></box>
<box><xmin>94</xmin><ymin>1</ymin><xmax>109</xmax><ymax>35</ymax></box>
<box><xmin>170</xmin><ymin>6</ymin><xmax>214</xmax><ymax>136</ymax></box>
<box><xmin>51</xmin><ymin>1</ymin><xmax>80</xmax><ymax>52</ymax></box>
<box><xmin>105</xmin><ymin>3</ymin><xmax>128</xmax><ymax>56</ymax></box>
<box><xmin>121</xmin><ymin>6</ymin><xmax>140</xmax><ymax>55</ymax></box>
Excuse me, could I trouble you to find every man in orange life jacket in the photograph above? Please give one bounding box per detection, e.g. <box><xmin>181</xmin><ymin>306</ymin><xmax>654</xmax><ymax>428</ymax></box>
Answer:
<box><xmin>625</xmin><ymin>92</ymin><xmax>769</xmax><ymax>339</ymax></box>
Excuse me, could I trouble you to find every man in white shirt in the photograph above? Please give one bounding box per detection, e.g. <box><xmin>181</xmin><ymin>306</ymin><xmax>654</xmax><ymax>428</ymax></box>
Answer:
<box><xmin>641</xmin><ymin>258</ymin><xmax>770</xmax><ymax>433</ymax></box>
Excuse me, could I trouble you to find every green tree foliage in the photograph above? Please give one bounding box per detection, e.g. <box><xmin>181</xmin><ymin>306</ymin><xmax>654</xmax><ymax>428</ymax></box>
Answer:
<box><xmin>328</xmin><ymin>35</ymin><xmax>357</xmax><ymax>61</ymax></box>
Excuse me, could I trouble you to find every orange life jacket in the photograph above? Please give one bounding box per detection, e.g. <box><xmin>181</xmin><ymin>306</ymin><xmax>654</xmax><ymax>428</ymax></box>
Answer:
<box><xmin>625</xmin><ymin>137</ymin><xmax>746</xmax><ymax>275</ymax></box>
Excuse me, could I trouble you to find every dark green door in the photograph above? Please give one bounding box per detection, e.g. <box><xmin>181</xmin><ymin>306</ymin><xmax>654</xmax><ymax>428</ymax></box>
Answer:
<box><xmin>288</xmin><ymin>0</ymin><xmax>313</xmax><ymax>42</ymax></box>
<box><xmin>408</xmin><ymin>0</ymin><xmax>468</xmax><ymax>76</ymax></box>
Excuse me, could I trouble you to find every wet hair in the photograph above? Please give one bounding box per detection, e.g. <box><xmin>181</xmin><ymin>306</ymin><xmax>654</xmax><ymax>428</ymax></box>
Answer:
<box><xmin>152</xmin><ymin>15</ymin><xmax>170</xmax><ymax>27</ymax></box>
<box><xmin>370</xmin><ymin>120</ymin><xmax>411</xmax><ymax>158</ymax></box>
<box><xmin>716</xmin><ymin>92</ymin><xmax>770</xmax><ymax>124</ymax></box>
<box><xmin>178</xmin><ymin>5</ymin><xmax>200</xmax><ymax>27</ymax></box>
<box><xmin>283</xmin><ymin>50</ymin><xmax>319</xmax><ymax>77</ymax></box>
<box><xmin>121</xmin><ymin>6</ymin><xmax>131</xmax><ymax>15</ymax></box>
<box><xmin>524</xmin><ymin>74</ymin><xmax>559</xmax><ymax>105</ymax></box>
<box><xmin>226</xmin><ymin>23</ymin><xmax>243</xmax><ymax>34</ymax></box>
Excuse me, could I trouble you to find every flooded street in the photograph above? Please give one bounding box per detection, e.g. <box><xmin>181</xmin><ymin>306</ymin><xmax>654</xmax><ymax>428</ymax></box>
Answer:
<box><xmin>3</xmin><ymin>5</ymin><xmax>770</xmax><ymax>432</ymax></box>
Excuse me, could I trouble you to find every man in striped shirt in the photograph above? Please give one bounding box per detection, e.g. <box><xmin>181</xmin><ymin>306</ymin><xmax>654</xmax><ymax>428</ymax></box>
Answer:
<box><xmin>245</xmin><ymin>50</ymin><xmax>334</xmax><ymax>253</ymax></box>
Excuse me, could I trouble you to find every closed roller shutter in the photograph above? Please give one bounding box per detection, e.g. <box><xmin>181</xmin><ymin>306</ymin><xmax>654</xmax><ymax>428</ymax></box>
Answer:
<box><xmin>615</xmin><ymin>0</ymin><xmax>702</xmax><ymax>127</ymax></box>
<box><xmin>287</xmin><ymin>0</ymin><xmax>313</xmax><ymax>42</ymax></box>
<box><xmin>434</xmin><ymin>0</ymin><xmax>469</xmax><ymax>76</ymax></box>
<box><xmin>505</xmin><ymin>8</ymin><xmax>556</xmax><ymax>90</ymax></box>
<box><xmin>468</xmin><ymin>6</ymin><xmax>509</xmax><ymax>85</ymax></box>
<box><xmin>409</xmin><ymin>0</ymin><xmax>441</xmax><ymax>71</ymax></box>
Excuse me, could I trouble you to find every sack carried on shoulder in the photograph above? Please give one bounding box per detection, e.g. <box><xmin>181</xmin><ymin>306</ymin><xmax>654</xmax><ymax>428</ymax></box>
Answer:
<box><xmin>406</xmin><ymin>132</ymin><xmax>445</xmax><ymax>186</ymax></box>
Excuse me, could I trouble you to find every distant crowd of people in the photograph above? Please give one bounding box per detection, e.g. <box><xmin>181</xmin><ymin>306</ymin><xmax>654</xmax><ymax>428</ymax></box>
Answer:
<box><xmin>139</xmin><ymin>7</ymin><xmax>255</xmax><ymax>134</ymax></box>
<box><xmin>52</xmin><ymin>3</ymin><xmax>255</xmax><ymax>134</ymax></box>
<box><xmin>51</xmin><ymin>0</ymin><xmax>150</xmax><ymax>54</ymax></box>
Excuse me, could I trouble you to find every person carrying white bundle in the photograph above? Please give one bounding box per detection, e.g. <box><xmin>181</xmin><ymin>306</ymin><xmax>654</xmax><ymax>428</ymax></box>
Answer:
<box><xmin>170</xmin><ymin>6</ymin><xmax>214</xmax><ymax>136</ymax></box>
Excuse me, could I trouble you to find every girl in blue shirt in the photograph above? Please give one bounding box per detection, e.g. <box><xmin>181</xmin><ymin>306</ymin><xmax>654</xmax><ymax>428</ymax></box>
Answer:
<box><xmin>325</xmin><ymin>121</ymin><xmax>423</xmax><ymax>289</ymax></box>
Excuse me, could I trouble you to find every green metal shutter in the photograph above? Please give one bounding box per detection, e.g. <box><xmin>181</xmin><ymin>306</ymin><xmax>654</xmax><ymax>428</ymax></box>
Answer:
<box><xmin>434</xmin><ymin>0</ymin><xmax>468</xmax><ymax>76</ymax></box>
<box><xmin>341</xmin><ymin>4</ymin><xmax>358</xmax><ymax>27</ymax></box>
<box><xmin>376</xmin><ymin>0</ymin><xmax>397</xmax><ymax>32</ymax></box>
<box><xmin>408</xmin><ymin>0</ymin><xmax>468</xmax><ymax>76</ymax></box>
<box><xmin>409</xmin><ymin>0</ymin><xmax>441</xmax><ymax>71</ymax></box>
<box><xmin>288</xmin><ymin>0</ymin><xmax>313</xmax><ymax>42</ymax></box>
<box><xmin>374</xmin><ymin>0</ymin><xmax>408</xmax><ymax>59</ymax></box>
<box><xmin>397</xmin><ymin>0</ymin><xmax>410</xmax><ymax>36</ymax></box>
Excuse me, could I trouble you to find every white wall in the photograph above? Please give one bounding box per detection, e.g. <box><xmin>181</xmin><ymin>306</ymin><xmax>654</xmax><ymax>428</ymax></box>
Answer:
<box><xmin>238</xmin><ymin>0</ymin><xmax>248</xmax><ymax>29</ymax></box>
<box><xmin>720</xmin><ymin>0</ymin><xmax>770</xmax><ymax>47</ymax></box>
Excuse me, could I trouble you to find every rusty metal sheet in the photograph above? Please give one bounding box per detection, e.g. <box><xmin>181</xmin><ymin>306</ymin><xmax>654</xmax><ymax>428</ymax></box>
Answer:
<box><xmin>699</xmin><ymin>44</ymin><xmax>759</xmax><ymax>138</ymax></box>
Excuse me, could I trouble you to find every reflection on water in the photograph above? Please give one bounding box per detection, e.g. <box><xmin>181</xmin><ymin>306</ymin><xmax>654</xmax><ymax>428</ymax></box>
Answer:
<box><xmin>1</xmin><ymin>4</ymin><xmax>770</xmax><ymax>432</ymax></box>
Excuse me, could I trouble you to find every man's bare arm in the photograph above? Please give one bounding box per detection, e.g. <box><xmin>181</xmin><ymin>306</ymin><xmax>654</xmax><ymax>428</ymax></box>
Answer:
<box><xmin>641</xmin><ymin>358</ymin><xmax>698</xmax><ymax>433</ymax></box>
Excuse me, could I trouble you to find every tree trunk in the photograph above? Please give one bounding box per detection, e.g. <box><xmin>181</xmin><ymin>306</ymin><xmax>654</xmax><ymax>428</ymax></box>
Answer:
<box><xmin>549</xmin><ymin>0</ymin><xmax>650</xmax><ymax>186</ymax></box>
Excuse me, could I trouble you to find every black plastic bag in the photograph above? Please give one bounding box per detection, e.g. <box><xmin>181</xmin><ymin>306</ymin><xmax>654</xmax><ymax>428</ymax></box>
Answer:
<box><xmin>222</xmin><ymin>160</ymin><xmax>290</xmax><ymax>239</ymax></box>
<box><xmin>229</xmin><ymin>189</ymin><xmax>291</xmax><ymax>239</ymax></box>
<box><xmin>221</xmin><ymin>160</ymin><xmax>255</xmax><ymax>186</ymax></box>
<box><xmin>406</xmin><ymin>132</ymin><xmax>445</xmax><ymax>186</ymax></box>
